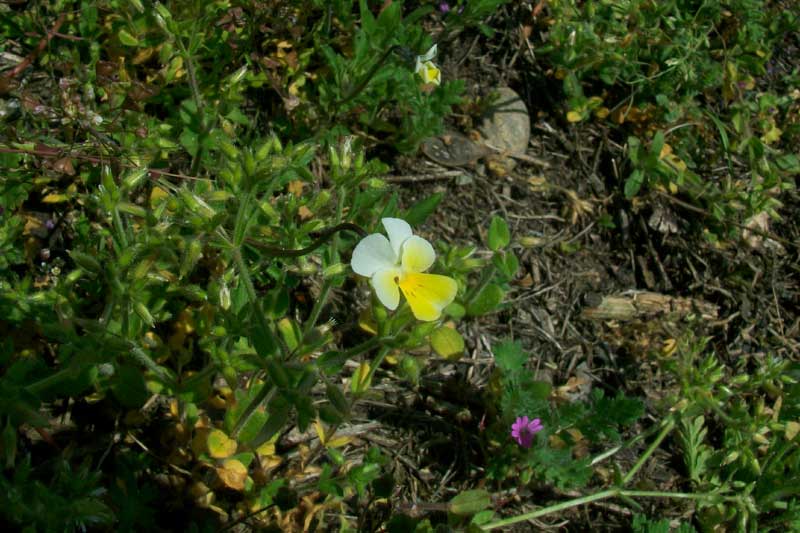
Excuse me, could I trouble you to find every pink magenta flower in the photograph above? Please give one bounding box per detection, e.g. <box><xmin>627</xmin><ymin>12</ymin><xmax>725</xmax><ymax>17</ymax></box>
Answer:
<box><xmin>511</xmin><ymin>416</ymin><xmax>543</xmax><ymax>448</ymax></box>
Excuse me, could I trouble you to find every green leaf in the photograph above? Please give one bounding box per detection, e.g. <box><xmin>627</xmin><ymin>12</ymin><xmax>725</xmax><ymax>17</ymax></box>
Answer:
<box><xmin>117</xmin><ymin>28</ymin><xmax>139</xmax><ymax>46</ymax></box>
<box><xmin>444</xmin><ymin>302</ymin><xmax>466</xmax><ymax>319</ymax></box>
<box><xmin>471</xmin><ymin>510</ymin><xmax>495</xmax><ymax>526</ymax></box>
<box><xmin>265</xmin><ymin>359</ymin><xmax>289</xmax><ymax>389</ymax></box>
<box><xmin>251</xmin><ymin>309</ymin><xmax>278</xmax><ymax>359</ymax></box>
<box><xmin>179</xmin><ymin>129</ymin><xmax>199</xmax><ymax>157</ymax></box>
<box><xmin>467</xmin><ymin>284</ymin><xmax>505</xmax><ymax>316</ymax></box>
<box><xmin>404</xmin><ymin>192</ymin><xmax>443</xmax><ymax>226</ymax></box>
<box><xmin>624</xmin><ymin>169</ymin><xmax>644</xmax><ymax>198</ymax></box>
<box><xmin>238</xmin><ymin>408</ymin><xmax>268</xmax><ymax>446</ymax></box>
<box><xmin>110</xmin><ymin>365</ymin><xmax>148</xmax><ymax>408</ymax></box>
<box><xmin>430</xmin><ymin>326</ymin><xmax>465</xmax><ymax>361</ymax></box>
<box><xmin>650</xmin><ymin>131</ymin><xmax>665</xmax><ymax>158</ymax></box>
<box><xmin>251</xmin><ymin>402</ymin><xmax>289</xmax><ymax>449</ymax></box>
<box><xmin>487</xmin><ymin>216</ymin><xmax>510</xmax><ymax>251</ymax></box>
<box><xmin>325</xmin><ymin>384</ymin><xmax>349</xmax><ymax>417</ymax></box>
<box><xmin>493</xmin><ymin>341</ymin><xmax>526</xmax><ymax>373</ymax></box>
<box><xmin>449</xmin><ymin>489</ymin><xmax>491</xmax><ymax>516</ymax></box>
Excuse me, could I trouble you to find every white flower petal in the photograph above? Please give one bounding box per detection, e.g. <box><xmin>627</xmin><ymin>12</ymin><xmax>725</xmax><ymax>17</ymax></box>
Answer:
<box><xmin>382</xmin><ymin>218</ymin><xmax>413</xmax><ymax>258</ymax></box>
<box><xmin>371</xmin><ymin>268</ymin><xmax>401</xmax><ymax>310</ymax></box>
<box><xmin>401</xmin><ymin>235</ymin><xmax>436</xmax><ymax>273</ymax></box>
<box><xmin>418</xmin><ymin>44</ymin><xmax>437</xmax><ymax>62</ymax></box>
<box><xmin>351</xmin><ymin>233</ymin><xmax>396</xmax><ymax>277</ymax></box>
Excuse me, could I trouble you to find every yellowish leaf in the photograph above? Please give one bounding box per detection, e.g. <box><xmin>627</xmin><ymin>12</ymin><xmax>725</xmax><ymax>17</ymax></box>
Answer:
<box><xmin>430</xmin><ymin>326</ymin><xmax>465</xmax><ymax>361</ymax></box>
<box><xmin>216</xmin><ymin>458</ymin><xmax>247</xmax><ymax>491</ymax></box>
<box><xmin>298</xmin><ymin>205</ymin><xmax>313</xmax><ymax>220</ymax></box>
<box><xmin>207</xmin><ymin>429</ymin><xmax>237</xmax><ymax>459</ymax></box>
<box><xmin>287</xmin><ymin>180</ymin><xmax>304</xmax><ymax>196</ymax></box>
<box><xmin>42</xmin><ymin>193</ymin><xmax>70</xmax><ymax>204</ymax></box>
<box><xmin>662</xmin><ymin>338</ymin><xmax>677</xmax><ymax>357</ymax></box>
<box><xmin>314</xmin><ymin>419</ymin><xmax>327</xmax><ymax>445</ymax></box>
<box><xmin>566</xmin><ymin>110</ymin><xmax>583</xmax><ymax>123</ymax></box>
<box><xmin>150</xmin><ymin>186</ymin><xmax>169</xmax><ymax>207</ymax></box>
<box><xmin>351</xmin><ymin>361</ymin><xmax>372</xmax><ymax>394</ymax></box>
<box><xmin>326</xmin><ymin>435</ymin><xmax>352</xmax><ymax>448</ymax></box>
<box><xmin>594</xmin><ymin>107</ymin><xmax>610</xmax><ymax>119</ymax></box>
<box><xmin>786</xmin><ymin>421</ymin><xmax>800</xmax><ymax>441</ymax></box>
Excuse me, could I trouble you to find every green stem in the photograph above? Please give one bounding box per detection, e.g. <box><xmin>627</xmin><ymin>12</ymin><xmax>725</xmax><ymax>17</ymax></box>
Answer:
<box><xmin>590</xmin><ymin>418</ymin><xmax>666</xmax><ymax>466</ymax></box>
<box><xmin>233</xmin><ymin>247</ymin><xmax>258</xmax><ymax>304</ymax></box>
<box><xmin>26</xmin><ymin>368</ymin><xmax>77</xmax><ymax>396</ymax></box>
<box><xmin>480</xmin><ymin>487</ymin><xmax>720</xmax><ymax>530</ymax></box>
<box><xmin>465</xmin><ymin>262</ymin><xmax>496</xmax><ymax>306</ymax></box>
<box><xmin>129</xmin><ymin>344</ymin><xmax>173</xmax><ymax>384</ymax></box>
<box><xmin>244</xmin><ymin>222</ymin><xmax>365</xmax><ymax>258</ymax></box>
<box><xmin>112</xmin><ymin>207</ymin><xmax>128</xmax><ymax>249</ymax></box>
<box><xmin>340</xmin><ymin>336</ymin><xmax>383</xmax><ymax>360</ymax></box>
<box><xmin>176</xmin><ymin>34</ymin><xmax>206</xmax><ymax>176</ymax></box>
<box><xmin>233</xmin><ymin>246</ymin><xmax>285</xmax><ymax>359</ymax></box>
<box><xmin>621</xmin><ymin>416</ymin><xmax>676</xmax><ymax>485</ymax></box>
<box><xmin>335</xmin><ymin>45</ymin><xmax>400</xmax><ymax>109</ymax></box>
<box><xmin>364</xmin><ymin>346</ymin><xmax>391</xmax><ymax>391</ymax></box>
<box><xmin>300</xmin><ymin>187</ymin><xmax>348</xmax><ymax>340</ymax></box>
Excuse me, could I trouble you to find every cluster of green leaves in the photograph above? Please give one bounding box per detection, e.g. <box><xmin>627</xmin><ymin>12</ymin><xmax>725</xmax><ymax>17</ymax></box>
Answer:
<box><xmin>0</xmin><ymin>456</ymin><xmax>115</xmax><ymax>533</ymax></box>
<box><xmin>0</xmin><ymin>1</ymin><xmax>517</xmax><ymax>529</ymax></box>
<box><xmin>538</xmin><ymin>0</ymin><xmax>799</xmax><ymax>240</ymax></box>
<box><xmin>315</xmin><ymin>0</ymin><xmax>464</xmax><ymax>152</ymax></box>
<box><xmin>664</xmin><ymin>334</ymin><xmax>800</xmax><ymax>532</ymax></box>
<box><xmin>436</xmin><ymin>215</ymin><xmax>518</xmax><ymax>319</ymax></box>
<box><xmin>485</xmin><ymin>341</ymin><xmax>644</xmax><ymax>490</ymax></box>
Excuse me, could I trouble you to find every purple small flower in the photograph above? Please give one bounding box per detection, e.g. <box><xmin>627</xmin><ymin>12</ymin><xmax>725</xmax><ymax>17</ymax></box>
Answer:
<box><xmin>45</xmin><ymin>219</ymin><xmax>55</xmax><ymax>230</ymax></box>
<box><xmin>439</xmin><ymin>2</ymin><xmax>450</xmax><ymax>13</ymax></box>
<box><xmin>511</xmin><ymin>416</ymin><xmax>543</xmax><ymax>448</ymax></box>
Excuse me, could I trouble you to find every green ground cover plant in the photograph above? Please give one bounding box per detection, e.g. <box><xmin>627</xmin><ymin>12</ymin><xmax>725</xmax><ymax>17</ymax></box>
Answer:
<box><xmin>1</xmin><ymin>0</ymin><xmax>798</xmax><ymax>531</ymax></box>
<box><xmin>537</xmin><ymin>0</ymin><xmax>799</xmax><ymax>241</ymax></box>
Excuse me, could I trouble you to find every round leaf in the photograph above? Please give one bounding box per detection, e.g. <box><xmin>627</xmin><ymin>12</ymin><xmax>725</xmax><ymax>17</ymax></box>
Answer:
<box><xmin>207</xmin><ymin>429</ymin><xmax>237</xmax><ymax>459</ymax></box>
<box><xmin>216</xmin><ymin>458</ymin><xmax>247</xmax><ymax>491</ymax></box>
<box><xmin>430</xmin><ymin>326</ymin><xmax>465</xmax><ymax>361</ymax></box>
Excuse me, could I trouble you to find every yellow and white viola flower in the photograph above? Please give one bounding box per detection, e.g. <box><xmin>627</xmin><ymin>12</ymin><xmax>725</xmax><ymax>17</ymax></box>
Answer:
<box><xmin>414</xmin><ymin>44</ymin><xmax>441</xmax><ymax>86</ymax></box>
<box><xmin>351</xmin><ymin>218</ymin><xmax>457</xmax><ymax>321</ymax></box>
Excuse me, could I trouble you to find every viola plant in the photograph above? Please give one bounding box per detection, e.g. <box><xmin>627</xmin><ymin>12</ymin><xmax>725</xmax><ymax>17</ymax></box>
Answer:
<box><xmin>351</xmin><ymin>217</ymin><xmax>457</xmax><ymax>321</ymax></box>
<box><xmin>0</xmin><ymin>0</ymin><xmax>519</xmax><ymax>528</ymax></box>
<box><xmin>414</xmin><ymin>45</ymin><xmax>442</xmax><ymax>86</ymax></box>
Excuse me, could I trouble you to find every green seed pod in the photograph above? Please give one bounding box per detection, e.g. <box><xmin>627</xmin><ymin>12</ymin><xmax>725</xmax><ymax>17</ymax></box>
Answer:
<box><xmin>123</xmin><ymin>168</ymin><xmax>149</xmax><ymax>191</ymax></box>
<box><xmin>180</xmin><ymin>239</ymin><xmax>204</xmax><ymax>278</ymax></box>
<box><xmin>134</xmin><ymin>302</ymin><xmax>155</xmax><ymax>327</ymax></box>
<box><xmin>69</xmin><ymin>250</ymin><xmax>102</xmax><ymax>275</ymax></box>
<box><xmin>118</xmin><ymin>202</ymin><xmax>148</xmax><ymax>218</ymax></box>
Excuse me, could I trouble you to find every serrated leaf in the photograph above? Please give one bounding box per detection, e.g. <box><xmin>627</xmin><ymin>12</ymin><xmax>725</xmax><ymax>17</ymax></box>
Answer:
<box><xmin>493</xmin><ymin>341</ymin><xmax>526</xmax><ymax>373</ymax></box>
<box><xmin>207</xmin><ymin>429</ymin><xmax>237</xmax><ymax>458</ymax></box>
<box><xmin>430</xmin><ymin>326</ymin><xmax>464</xmax><ymax>361</ymax></box>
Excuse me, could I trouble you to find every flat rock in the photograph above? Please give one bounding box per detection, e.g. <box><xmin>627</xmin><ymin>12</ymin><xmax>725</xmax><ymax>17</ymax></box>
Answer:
<box><xmin>479</xmin><ymin>87</ymin><xmax>530</xmax><ymax>155</ymax></box>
